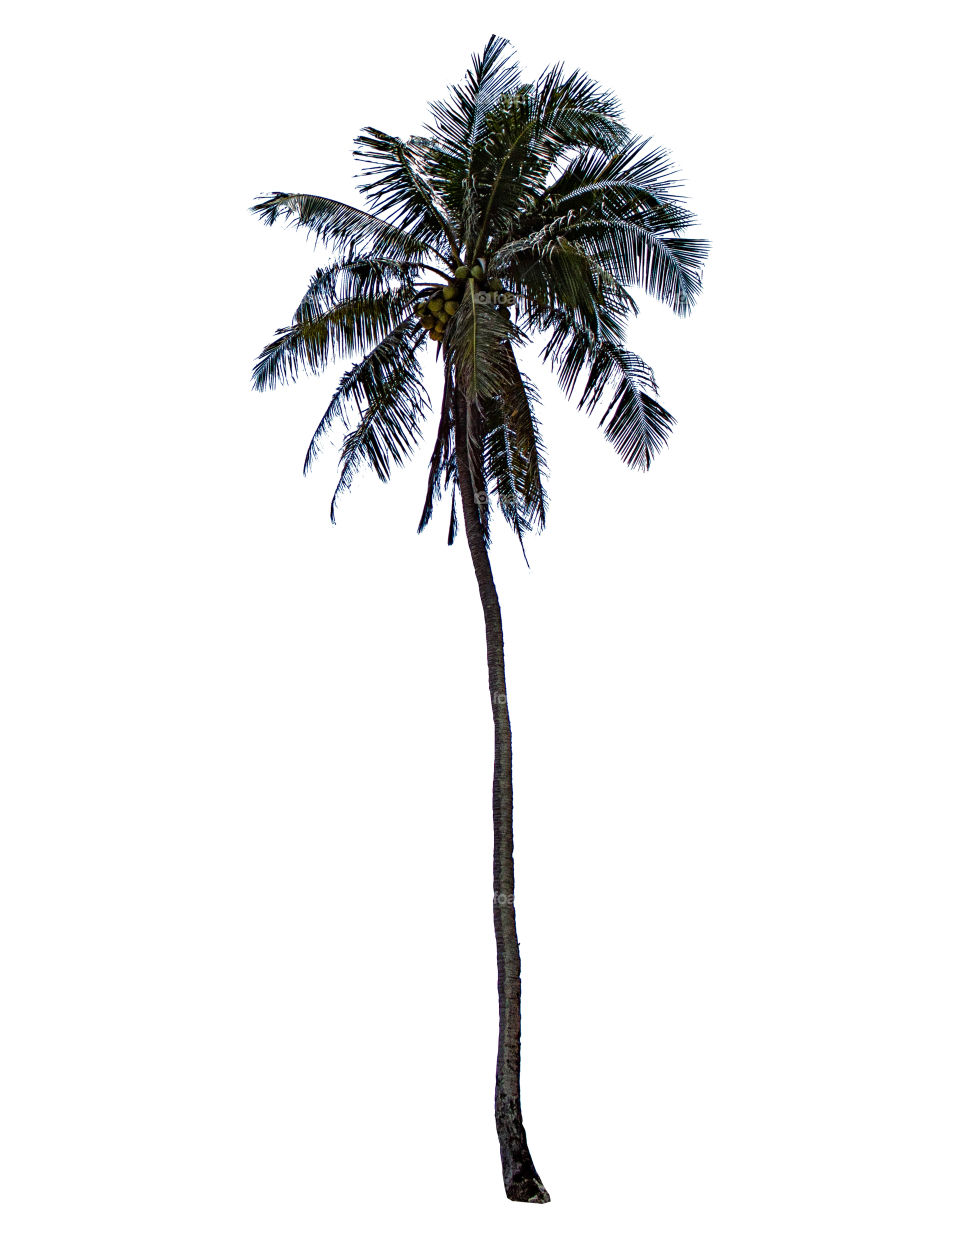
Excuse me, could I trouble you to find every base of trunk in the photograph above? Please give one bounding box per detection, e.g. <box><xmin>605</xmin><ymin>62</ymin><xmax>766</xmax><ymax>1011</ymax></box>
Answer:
<box><xmin>498</xmin><ymin>1120</ymin><xmax>550</xmax><ymax>1202</ymax></box>
<box><xmin>504</xmin><ymin>1169</ymin><xmax>551</xmax><ymax>1204</ymax></box>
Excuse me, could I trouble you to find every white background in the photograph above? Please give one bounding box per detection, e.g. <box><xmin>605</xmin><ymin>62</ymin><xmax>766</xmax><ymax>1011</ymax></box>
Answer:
<box><xmin>2</xmin><ymin>3</ymin><xmax>957</xmax><ymax>1234</ymax></box>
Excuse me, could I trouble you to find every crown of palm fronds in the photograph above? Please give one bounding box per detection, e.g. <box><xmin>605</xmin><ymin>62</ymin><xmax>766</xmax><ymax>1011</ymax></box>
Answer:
<box><xmin>251</xmin><ymin>34</ymin><xmax>708</xmax><ymax>553</ymax></box>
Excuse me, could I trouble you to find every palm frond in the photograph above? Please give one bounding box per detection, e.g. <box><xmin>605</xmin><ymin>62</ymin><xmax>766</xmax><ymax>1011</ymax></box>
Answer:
<box><xmin>443</xmin><ymin>280</ymin><xmax>527</xmax><ymax>405</ymax></box>
<box><xmin>327</xmin><ymin>334</ymin><xmax>431</xmax><ymax>521</ymax></box>
<box><xmin>483</xmin><ymin>400</ymin><xmax>532</xmax><ymax>563</ymax></box>
<box><xmin>544</xmin><ymin>326</ymin><xmax>672</xmax><ymax>469</ymax></box>
<box><xmin>252</xmin><ymin>287</ymin><xmax>418</xmax><ymax>392</ymax></box>
<box><xmin>446</xmin><ymin>473</ymin><xmax>459</xmax><ymax>546</ymax></box>
<box><xmin>489</xmin><ymin>132</ymin><xmax>707</xmax><ymax>316</ymax></box>
<box><xmin>355</xmin><ymin>129</ymin><xmax>462</xmax><ymax>258</ymax></box>
<box><xmin>250</xmin><ymin>192</ymin><xmax>438</xmax><ymax>262</ymax></box>
<box><xmin>301</xmin><ymin>317</ymin><xmax>427</xmax><ymax>480</ymax></box>
<box><xmin>484</xmin><ymin>399</ymin><xmax>528</xmax><ymax>535</ymax></box>
<box><xmin>500</xmin><ymin>348</ymin><xmax>548</xmax><ymax>530</ymax></box>
<box><xmin>535</xmin><ymin>61</ymin><xmax>629</xmax><ymax>147</ymax></box>
<box><xmin>466</xmin><ymin>64</ymin><xmax>630</xmax><ymax>261</ymax></box>
<box><xmin>569</xmin><ymin>216</ymin><xmax>709</xmax><ymax>315</ymax></box>
<box><xmin>417</xmin><ymin>36</ymin><xmax>524</xmax><ymax>253</ymax></box>
<box><xmin>292</xmin><ymin>255</ymin><xmax>425</xmax><ymax>308</ymax></box>
<box><xmin>546</xmin><ymin>135</ymin><xmax>683</xmax><ymax>211</ymax></box>
<box><xmin>417</xmin><ymin>370</ymin><xmax>455</xmax><ymax>534</ymax></box>
<box><xmin>444</xmin><ymin>374</ymin><xmax>490</xmax><ymax>547</ymax></box>
<box><xmin>593</xmin><ymin>346</ymin><xmax>674</xmax><ymax>470</ymax></box>
<box><xmin>424</xmin><ymin>35</ymin><xmax>523</xmax><ymax>163</ymax></box>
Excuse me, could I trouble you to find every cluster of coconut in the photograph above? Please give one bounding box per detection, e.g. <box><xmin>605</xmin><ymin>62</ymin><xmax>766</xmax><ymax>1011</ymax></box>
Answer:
<box><xmin>414</xmin><ymin>260</ymin><xmax>516</xmax><ymax>342</ymax></box>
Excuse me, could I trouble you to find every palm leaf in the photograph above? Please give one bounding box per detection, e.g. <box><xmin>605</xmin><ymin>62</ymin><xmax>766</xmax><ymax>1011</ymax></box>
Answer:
<box><xmin>252</xmin><ymin>287</ymin><xmax>419</xmax><ymax>392</ymax></box>
<box><xmin>301</xmin><ymin>317</ymin><xmax>427</xmax><ymax>480</ymax></box>
<box><xmin>569</xmin><ymin>217</ymin><xmax>708</xmax><ymax>316</ymax></box>
<box><xmin>444</xmin><ymin>279</ymin><xmax>527</xmax><ymax>405</ymax></box>
<box><xmin>250</xmin><ymin>192</ymin><xmax>438</xmax><ymax>262</ymax></box>
<box><xmin>355</xmin><ymin>129</ymin><xmax>462</xmax><ymax>259</ymax></box>
<box><xmin>328</xmin><ymin>340</ymin><xmax>431</xmax><ymax>521</ymax></box>
<box><xmin>423</xmin><ymin>35</ymin><xmax>523</xmax><ymax>164</ymax></box>
<box><xmin>501</xmin><ymin>349</ymin><xmax>548</xmax><ymax>530</ymax></box>
<box><xmin>417</xmin><ymin>370</ymin><xmax>455</xmax><ymax>534</ymax></box>
<box><xmin>545</xmin><ymin>327</ymin><xmax>672</xmax><ymax>469</ymax></box>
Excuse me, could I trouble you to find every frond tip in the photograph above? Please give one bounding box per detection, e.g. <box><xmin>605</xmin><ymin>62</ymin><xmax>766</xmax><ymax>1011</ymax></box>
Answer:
<box><xmin>581</xmin><ymin>341</ymin><xmax>674</xmax><ymax>470</ymax></box>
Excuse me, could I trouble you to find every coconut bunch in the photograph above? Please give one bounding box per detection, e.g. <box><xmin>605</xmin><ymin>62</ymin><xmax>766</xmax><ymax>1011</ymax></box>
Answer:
<box><xmin>413</xmin><ymin>258</ymin><xmax>516</xmax><ymax>342</ymax></box>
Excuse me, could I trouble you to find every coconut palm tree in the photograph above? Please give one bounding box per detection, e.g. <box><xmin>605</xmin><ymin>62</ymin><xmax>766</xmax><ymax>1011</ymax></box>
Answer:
<box><xmin>250</xmin><ymin>34</ymin><xmax>707</xmax><ymax>1203</ymax></box>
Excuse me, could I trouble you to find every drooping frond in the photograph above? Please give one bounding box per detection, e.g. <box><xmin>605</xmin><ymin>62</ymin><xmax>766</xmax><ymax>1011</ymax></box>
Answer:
<box><xmin>484</xmin><ymin>396</ymin><xmax>529</xmax><ymax>539</ymax></box>
<box><xmin>443</xmin><ymin>281</ymin><xmax>527</xmax><ymax>405</ymax></box>
<box><xmin>467</xmin><ymin>393</ymin><xmax>488</xmax><ymax>544</ymax></box>
<box><xmin>327</xmin><ymin>323</ymin><xmax>432</xmax><ymax>521</ymax></box>
<box><xmin>302</xmin><ymin>316</ymin><xmax>427</xmax><ymax>480</ymax></box>
<box><xmin>480</xmin><ymin>361</ymin><xmax>548</xmax><ymax>562</ymax></box>
<box><xmin>590</xmin><ymin>345</ymin><xmax>674</xmax><ymax>470</ymax></box>
<box><xmin>446</xmin><ymin>470</ymin><xmax>459</xmax><ymax>546</ymax></box>
<box><xmin>567</xmin><ymin>215</ymin><xmax>709</xmax><ymax>316</ymax></box>
<box><xmin>539</xmin><ymin>304</ymin><xmax>652</xmax><ymax>393</ymax></box>
<box><xmin>417</xmin><ymin>370</ymin><xmax>455</xmax><ymax>534</ymax></box>
<box><xmin>442</xmin><ymin>287</ymin><xmax>529</xmax><ymax>547</ymax></box>
<box><xmin>500</xmin><ymin>347</ymin><xmax>548</xmax><ymax>530</ymax></box>
<box><xmin>252</xmin><ymin>286</ymin><xmax>419</xmax><ymax>392</ymax></box>
<box><xmin>543</xmin><ymin>323</ymin><xmax>671</xmax><ymax>469</ymax></box>
<box><xmin>483</xmin><ymin>397</ymin><xmax>533</xmax><ymax>563</ymax></box>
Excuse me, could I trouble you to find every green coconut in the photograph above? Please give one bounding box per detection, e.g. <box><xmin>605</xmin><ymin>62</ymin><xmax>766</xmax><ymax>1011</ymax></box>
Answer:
<box><xmin>442</xmin><ymin>284</ymin><xmax>457</xmax><ymax>300</ymax></box>
<box><xmin>428</xmin><ymin>298</ymin><xmax>444</xmax><ymax>315</ymax></box>
<box><xmin>470</xmin><ymin>264</ymin><xmax>483</xmax><ymax>280</ymax></box>
<box><xmin>454</xmin><ymin>265</ymin><xmax>470</xmax><ymax>280</ymax></box>
<box><xmin>445</xmin><ymin>300</ymin><xmax>459</xmax><ymax>315</ymax></box>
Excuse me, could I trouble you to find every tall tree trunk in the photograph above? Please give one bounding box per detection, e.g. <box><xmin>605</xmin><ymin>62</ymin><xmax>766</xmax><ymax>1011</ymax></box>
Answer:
<box><xmin>453</xmin><ymin>385</ymin><xmax>550</xmax><ymax>1204</ymax></box>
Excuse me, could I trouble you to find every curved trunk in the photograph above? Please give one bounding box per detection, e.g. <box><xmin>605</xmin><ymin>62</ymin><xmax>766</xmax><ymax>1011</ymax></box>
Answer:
<box><xmin>453</xmin><ymin>385</ymin><xmax>550</xmax><ymax>1204</ymax></box>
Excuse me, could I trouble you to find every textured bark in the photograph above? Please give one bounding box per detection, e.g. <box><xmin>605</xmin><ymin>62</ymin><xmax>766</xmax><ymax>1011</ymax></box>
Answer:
<box><xmin>453</xmin><ymin>385</ymin><xmax>550</xmax><ymax>1204</ymax></box>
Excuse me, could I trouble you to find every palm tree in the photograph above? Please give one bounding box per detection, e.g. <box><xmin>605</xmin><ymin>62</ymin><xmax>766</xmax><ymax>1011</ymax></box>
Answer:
<box><xmin>250</xmin><ymin>34</ymin><xmax>708</xmax><ymax>1203</ymax></box>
